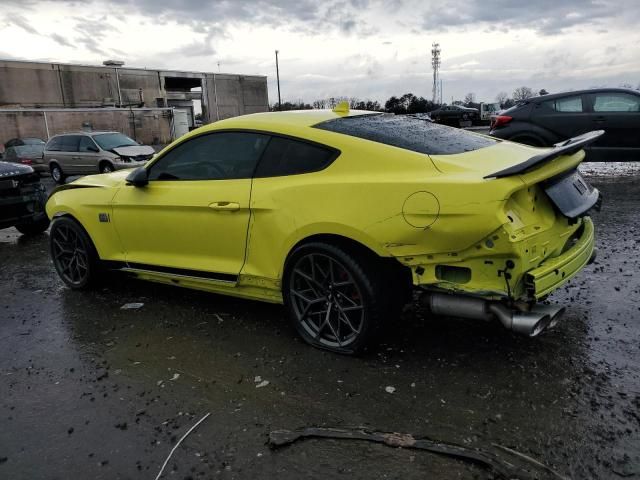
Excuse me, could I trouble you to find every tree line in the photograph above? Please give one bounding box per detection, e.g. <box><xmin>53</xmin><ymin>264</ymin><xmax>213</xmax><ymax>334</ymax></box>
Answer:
<box><xmin>271</xmin><ymin>83</ymin><xmax>640</xmax><ymax>113</ymax></box>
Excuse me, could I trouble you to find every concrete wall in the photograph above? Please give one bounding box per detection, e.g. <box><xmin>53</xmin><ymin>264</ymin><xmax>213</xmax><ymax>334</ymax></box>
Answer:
<box><xmin>204</xmin><ymin>74</ymin><xmax>269</xmax><ymax>120</ymax></box>
<box><xmin>0</xmin><ymin>60</ymin><xmax>269</xmax><ymax>123</ymax></box>
<box><xmin>0</xmin><ymin>109</ymin><xmax>173</xmax><ymax>147</ymax></box>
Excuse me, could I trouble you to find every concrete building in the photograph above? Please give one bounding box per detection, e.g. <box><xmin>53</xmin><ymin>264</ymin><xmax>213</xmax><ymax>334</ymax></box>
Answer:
<box><xmin>0</xmin><ymin>59</ymin><xmax>269</xmax><ymax>146</ymax></box>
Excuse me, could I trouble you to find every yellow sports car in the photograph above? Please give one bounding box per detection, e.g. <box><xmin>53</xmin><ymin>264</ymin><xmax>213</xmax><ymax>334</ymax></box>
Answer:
<box><xmin>46</xmin><ymin>105</ymin><xmax>602</xmax><ymax>354</ymax></box>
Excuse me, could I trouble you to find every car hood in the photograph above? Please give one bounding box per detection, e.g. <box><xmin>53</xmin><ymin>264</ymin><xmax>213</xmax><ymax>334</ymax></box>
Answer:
<box><xmin>112</xmin><ymin>145</ymin><xmax>155</xmax><ymax>157</ymax></box>
<box><xmin>0</xmin><ymin>160</ymin><xmax>34</xmax><ymax>178</ymax></box>
<box><xmin>56</xmin><ymin>169</ymin><xmax>132</xmax><ymax>191</ymax></box>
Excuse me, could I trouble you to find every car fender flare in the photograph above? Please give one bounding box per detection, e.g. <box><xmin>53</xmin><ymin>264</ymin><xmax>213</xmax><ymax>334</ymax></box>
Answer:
<box><xmin>278</xmin><ymin>223</ymin><xmax>391</xmax><ymax>278</ymax></box>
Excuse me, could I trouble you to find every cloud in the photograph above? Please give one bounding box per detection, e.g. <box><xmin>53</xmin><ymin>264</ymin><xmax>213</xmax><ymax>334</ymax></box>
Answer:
<box><xmin>6</xmin><ymin>13</ymin><xmax>39</xmax><ymax>34</ymax></box>
<box><xmin>419</xmin><ymin>0</ymin><xmax>633</xmax><ymax>35</ymax></box>
<box><xmin>50</xmin><ymin>33</ymin><xmax>73</xmax><ymax>47</ymax></box>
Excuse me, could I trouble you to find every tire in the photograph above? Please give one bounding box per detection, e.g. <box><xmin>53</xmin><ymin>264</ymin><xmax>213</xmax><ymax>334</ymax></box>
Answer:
<box><xmin>283</xmin><ymin>242</ymin><xmax>388</xmax><ymax>355</ymax></box>
<box><xmin>49</xmin><ymin>216</ymin><xmax>101</xmax><ymax>289</ymax></box>
<box><xmin>50</xmin><ymin>163</ymin><xmax>66</xmax><ymax>184</ymax></box>
<box><xmin>16</xmin><ymin>217</ymin><xmax>50</xmax><ymax>235</ymax></box>
<box><xmin>100</xmin><ymin>162</ymin><xmax>114</xmax><ymax>174</ymax></box>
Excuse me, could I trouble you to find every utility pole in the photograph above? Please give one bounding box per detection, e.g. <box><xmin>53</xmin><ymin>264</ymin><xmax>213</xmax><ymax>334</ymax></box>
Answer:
<box><xmin>431</xmin><ymin>43</ymin><xmax>441</xmax><ymax>104</ymax></box>
<box><xmin>275</xmin><ymin>50</ymin><xmax>282</xmax><ymax>111</ymax></box>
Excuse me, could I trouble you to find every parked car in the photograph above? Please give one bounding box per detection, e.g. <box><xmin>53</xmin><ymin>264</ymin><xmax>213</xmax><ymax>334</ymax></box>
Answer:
<box><xmin>46</xmin><ymin>107</ymin><xmax>600</xmax><ymax>354</ymax></box>
<box><xmin>0</xmin><ymin>160</ymin><xmax>49</xmax><ymax>235</ymax></box>
<box><xmin>428</xmin><ymin>105</ymin><xmax>479</xmax><ymax>125</ymax></box>
<box><xmin>44</xmin><ymin>131</ymin><xmax>155</xmax><ymax>184</ymax></box>
<box><xmin>489</xmin><ymin>88</ymin><xmax>640</xmax><ymax>161</ymax></box>
<box><xmin>3</xmin><ymin>143</ymin><xmax>47</xmax><ymax>174</ymax></box>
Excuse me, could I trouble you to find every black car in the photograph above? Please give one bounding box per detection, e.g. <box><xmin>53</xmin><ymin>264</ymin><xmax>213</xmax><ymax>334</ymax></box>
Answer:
<box><xmin>489</xmin><ymin>88</ymin><xmax>640</xmax><ymax>161</ymax></box>
<box><xmin>0</xmin><ymin>161</ymin><xmax>50</xmax><ymax>235</ymax></box>
<box><xmin>428</xmin><ymin>105</ymin><xmax>479</xmax><ymax>125</ymax></box>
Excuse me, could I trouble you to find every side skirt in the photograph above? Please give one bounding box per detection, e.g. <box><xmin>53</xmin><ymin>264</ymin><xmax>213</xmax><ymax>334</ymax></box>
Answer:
<box><xmin>104</xmin><ymin>261</ymin><xmax>283</xmax><ymax>304</ymax></box>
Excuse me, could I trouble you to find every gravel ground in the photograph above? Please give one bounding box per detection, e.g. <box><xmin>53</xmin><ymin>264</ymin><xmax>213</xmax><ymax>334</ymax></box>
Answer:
<box><xmin>0</xmin><ymin>163</ymin><xmax>638</xmax><ymax>479</ymax></box>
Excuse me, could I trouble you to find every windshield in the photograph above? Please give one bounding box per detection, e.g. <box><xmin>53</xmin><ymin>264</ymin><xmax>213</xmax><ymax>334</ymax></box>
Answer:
<box><xmin>314</xmin><ymin>113</ymin><xmax>496</xmax><ymax>155</ymax></box>
<box><xmin>93</xmin><ymin>133</ymin><xmax>138</xmax><ymax>150</ymax></box>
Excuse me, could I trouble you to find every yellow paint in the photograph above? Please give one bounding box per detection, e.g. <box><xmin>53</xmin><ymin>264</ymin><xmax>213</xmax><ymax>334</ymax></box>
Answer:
<box><xmin>46</xmin><ymin>109</ymin><xmax>595</xmax><ymax>304</ymax></box>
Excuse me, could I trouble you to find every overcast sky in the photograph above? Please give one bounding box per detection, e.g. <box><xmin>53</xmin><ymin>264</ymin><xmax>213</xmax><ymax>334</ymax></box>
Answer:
<box><xmin>2</xmin><ymin>0</ymin><xmax>639</xmax><ymax>105</ymax></box>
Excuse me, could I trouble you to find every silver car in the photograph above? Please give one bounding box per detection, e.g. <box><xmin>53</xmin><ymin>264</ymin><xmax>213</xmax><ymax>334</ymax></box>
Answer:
<box><xmin>44</xmin><ymin>131</ymin><xmax>154</xmax><ymax>184</ymax></box>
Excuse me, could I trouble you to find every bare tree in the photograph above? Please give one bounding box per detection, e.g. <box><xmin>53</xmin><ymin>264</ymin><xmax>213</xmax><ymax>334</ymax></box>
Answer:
<box><xmin>539</xmin><ymin>89</ymin><xmax>549</xmax><ymax>95</ymax></box>
<box><xmin>512</xmin><ymin>86</ymin><xmax>534</xmax><ymax>101</ymax></box>
<box><xmin>463</xmin><ymin>92</ymin><xmax>476</xmax><ymax>105</ymax></box>
<box><xmin>619</xmin><ymin>82</ymin><xmax>633</xmax><ymax>89</ymax></box>
<box><xmin>495</xmin><ymin>91</ymin><xmax>509</xmax><ymax>107</ymax></box>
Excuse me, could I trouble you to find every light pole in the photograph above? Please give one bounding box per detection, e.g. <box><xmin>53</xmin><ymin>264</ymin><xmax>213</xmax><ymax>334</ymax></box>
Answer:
<box><xmin>275</xmin><ymin>50</ymin><xmax>282</xmax><ymax>111</ymax></box>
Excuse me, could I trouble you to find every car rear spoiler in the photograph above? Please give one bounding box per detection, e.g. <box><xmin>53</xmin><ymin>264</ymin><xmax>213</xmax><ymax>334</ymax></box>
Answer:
<box><xmin>484</xmin><ymin>130</ymin><xmax>604</xmax><ymax>179</ymax></box>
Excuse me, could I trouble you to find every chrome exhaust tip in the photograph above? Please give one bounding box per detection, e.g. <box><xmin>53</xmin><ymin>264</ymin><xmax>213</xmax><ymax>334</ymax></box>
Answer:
<box><xmin>421</xmin><ymin>292</ymin><xmax>565</xmax><ymax>337</ymax></box>
<box><xmin>532</xmin><ymin>304</ymin><xmax>566</xmax><ymax>329</ymax></box>
<box><xmin>511</xmin><ymin>311</ymin><xmax>552</xmax><ymax>337</ymax></box>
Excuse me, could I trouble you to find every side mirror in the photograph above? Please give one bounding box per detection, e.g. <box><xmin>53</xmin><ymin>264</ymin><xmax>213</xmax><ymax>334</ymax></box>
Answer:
<box><xmin>125</xmin><ymin>167</ymin><xmax>149</xmax><ymax>187</ymax></box>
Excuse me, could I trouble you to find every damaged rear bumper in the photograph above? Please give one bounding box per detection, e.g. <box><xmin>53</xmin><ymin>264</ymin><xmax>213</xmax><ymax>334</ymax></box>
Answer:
<box><xmin>524</xmin><ymin>217</ymin><xmax>595</xmax><ymax>299</ymax></box>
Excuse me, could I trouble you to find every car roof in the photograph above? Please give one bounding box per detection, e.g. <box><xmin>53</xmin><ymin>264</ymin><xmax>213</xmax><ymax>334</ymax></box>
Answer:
<box><xmin>50</xmin><ymin>131</ymin><xmax>120</xmax><ymax>137</ymax></box>
<box><xmin>527</xmin><ymin>87</ymin><xmax>639</xmax><ymax>103</ymax></box>
<box><xmin>201</xmin><ymin>109</ymin><xmax>380</xmax><ymax>132</ymax></box>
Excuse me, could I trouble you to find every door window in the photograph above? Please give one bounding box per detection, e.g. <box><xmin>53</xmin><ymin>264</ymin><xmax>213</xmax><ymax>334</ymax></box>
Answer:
<box><xmin>79</xmin><ymin>136</ymin><xmax>98</xmax><ymax>152</ymax></box>
<box><xmin>148</xmin><ymin>132</ymin><xmax>269</xmax><ymax>181</ymax></box>
<box><xmin>543</xmin><ymin>96</ymin><xmax>583</xmax><ymax>112</ymax></box>
<box><xmin>46</xmin><ymin>136</ymin><xmax>63</xmax><ymax>151</ymax></box>
<box><xmin>254</xmin><ymin>136</ymin><xmax>337</xmax><ymax>177</ymax></box>
<box><xmin>60</xmin><ymin>136</ymin><xmax>81</xmax><ymax>152</ymax></box>
<box><xmin>593</xmin><ymin>93</ymin><xmax>640</xmax><ymax>112</ymax></box>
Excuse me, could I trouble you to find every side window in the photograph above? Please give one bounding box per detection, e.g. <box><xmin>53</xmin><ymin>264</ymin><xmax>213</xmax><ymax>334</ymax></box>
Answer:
<box><xmin>79</xmin><ymin>136</ymin><xmax>98</xmax><ymax>152</ymax></box>
<box><xmin>593</xmin><ymin>93</ymin><xmax>640</xmax><ymax>112</ymax></box>
<box><xmin>254</xmin><ymin>136</ymin><xmax>337</xmax><ymax>178</ymax></box>
<box><xmin>46</xmin><ymin>137</ymin><xmax>62</xmax><ymax>152</ymax></box>
<box><xmin>543</xmin><ymin>96</ymin><xmax>583</xmax><ymax>112</ymax></box>
<box><xmin>60</xmin><ymin>136</ymin><xmax>80</xmax><ymax>152</ymax></box>
<box><xmin>148</xmin><ymin>132</ymin><xmax>269</xmax><ymax>181</ymax></box>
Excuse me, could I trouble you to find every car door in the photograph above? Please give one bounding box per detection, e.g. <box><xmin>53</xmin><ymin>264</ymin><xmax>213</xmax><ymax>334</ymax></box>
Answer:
<box><xmin>587</xmin><ymin>91</ymin><xmax>640</xmax><ymax>161</ymax></box>
<box><xmin>78</xmin><ymin>135</ymin><xmax>102</xmax><ymax>173</ymax></box>
<box><xmin>529</xmin><ymin>94</ymin><xmax>591</xmax><ymax>141</ymax></box>
<box><xmin>111</xmin><ymin>131</ymin><xmax>269</xmax><ymax>277</ymax></box>
<box><xmin>59</xmin><ymin>135</ymin><xmax>82</xmax><ymax>174</ymax></box>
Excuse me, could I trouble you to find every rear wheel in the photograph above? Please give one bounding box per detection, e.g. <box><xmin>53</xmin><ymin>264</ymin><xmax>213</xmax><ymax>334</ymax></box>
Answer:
<box><xmin>50</xmin><ymin>163</ymin><xmax>66</xmax><ymax>184</ymax></box>
<box><xmin>283</xmin><ymin>242</ymin><xmax>387</xmax><ymax>355</ymax></box>
<box><xmin>50</xmin><ymin>216</ymin><xmax>100</xmax><ymax>289</ymax></box>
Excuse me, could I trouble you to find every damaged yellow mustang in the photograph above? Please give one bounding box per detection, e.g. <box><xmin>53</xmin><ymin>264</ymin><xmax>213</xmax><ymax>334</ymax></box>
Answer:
<box><xmin>46</xmin><ymin>105</ymin><xmax>602</xmax><ymax>354</ymax></box>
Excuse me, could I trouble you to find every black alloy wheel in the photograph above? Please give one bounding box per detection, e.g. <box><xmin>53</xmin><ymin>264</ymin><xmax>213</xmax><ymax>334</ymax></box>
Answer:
<box><xmin>50</xmin><ymin>217</ymin><xmax>99</xmax><ymax>289</ymax></box>
<box><xmin>283</xmin><ymin>243</ymin><xmax>386</xmax><ymax>354</ymax></box>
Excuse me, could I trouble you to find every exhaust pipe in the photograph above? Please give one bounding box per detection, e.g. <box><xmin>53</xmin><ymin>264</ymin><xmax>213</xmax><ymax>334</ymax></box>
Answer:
<box><xmin>422</xmin><ymin>292</ymin><xmax>564</xmax><ymax>337</ymax></box>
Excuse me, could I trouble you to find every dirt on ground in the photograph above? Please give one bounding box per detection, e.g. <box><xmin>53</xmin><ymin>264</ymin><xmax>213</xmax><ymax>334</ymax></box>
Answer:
<box><xmin>0</xmin><ymin>165</ymin><xmax>638</xmax><ymax>479</ymax></box>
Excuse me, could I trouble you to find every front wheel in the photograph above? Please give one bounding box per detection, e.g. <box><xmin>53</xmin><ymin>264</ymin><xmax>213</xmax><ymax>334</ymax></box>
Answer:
<box><xmin>50</xmin><ymin>216</ymin><xmax>100</xmax><ymax>289</ymax></box>
<box><xmin>283</xmin><ymin>243</ymin><xmax>386</xmax><ymax>355</ymax></box>
<box><xmin>100</xmin><ymin>162</ymin><xmax>114</xmax><ymax>174</ymax></box>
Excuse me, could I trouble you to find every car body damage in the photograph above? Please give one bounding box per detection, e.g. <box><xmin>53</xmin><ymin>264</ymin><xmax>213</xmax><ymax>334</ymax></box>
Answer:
<box><xmin>46</xmin><ymin>108</ymin><xmax>600</xmax><ymax>352</ymax></box>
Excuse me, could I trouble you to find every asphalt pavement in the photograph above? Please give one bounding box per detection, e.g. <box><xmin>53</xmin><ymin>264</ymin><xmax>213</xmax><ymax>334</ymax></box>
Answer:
<box><xmin>0</xmin><ymin>164</ymin><xmax>639</xmax><ymax>479</ymax></box>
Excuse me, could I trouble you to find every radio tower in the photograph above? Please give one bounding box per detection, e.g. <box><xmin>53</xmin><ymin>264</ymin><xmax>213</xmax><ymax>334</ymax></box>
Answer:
<box><xmin>431</xmin><ymin>42</ymin><xmax>441</xmax><ymax>104</ymax></box>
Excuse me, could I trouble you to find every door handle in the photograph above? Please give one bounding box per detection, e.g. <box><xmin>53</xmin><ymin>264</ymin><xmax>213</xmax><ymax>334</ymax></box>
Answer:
<box><xmin>71</xmin><ymin>156</ymin><xmax>81</xmax><ymax>160</ymax></box>
<box><xmin>209</xmin><ymin>201</ymin><xmax>240</xmax><ymax>211</ymax></box>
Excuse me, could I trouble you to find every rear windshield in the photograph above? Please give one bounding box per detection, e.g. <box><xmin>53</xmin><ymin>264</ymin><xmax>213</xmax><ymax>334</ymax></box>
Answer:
<box><xmin>314</xmin><ymin>114</ymin><xmax>496</xmax><ymax>155</ymax></box>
